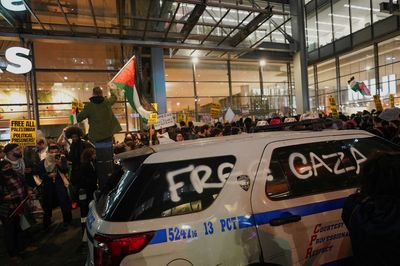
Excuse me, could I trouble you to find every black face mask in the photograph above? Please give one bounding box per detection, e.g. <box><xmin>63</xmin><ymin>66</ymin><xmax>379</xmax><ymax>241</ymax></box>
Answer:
<box><xmin>13</xmin><ymin>153</ymin><xmax>22</xmax><ymax>158</ymax></box>
<box><xmin>2</xmin><ymin>169</ymin><xmax>13</xmax><ymax>176</ymax></box>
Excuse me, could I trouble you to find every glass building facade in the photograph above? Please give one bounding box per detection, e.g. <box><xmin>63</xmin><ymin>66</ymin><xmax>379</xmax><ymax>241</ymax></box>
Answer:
<box><xmin>0</xmin><ymin>37</ymin><xmax>294</xmax><ymax>139</ymax></box>
<box><xmin>306</xmin><ymin>0</ymin><xmax>400</xmax><ymax>114</ymax></box>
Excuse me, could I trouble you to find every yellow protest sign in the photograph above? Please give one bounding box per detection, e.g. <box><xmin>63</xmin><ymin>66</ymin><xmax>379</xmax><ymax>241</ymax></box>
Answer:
<box><xmin>328</xmin><ymin>96</ymin><xmax>338</xmax><ymax>118</ymax></box>
<box><xmin>373</xmin><ymin>95</ymin><xmax>383</xmax><ymax>112</ymax></box>
<box><xmin>210</xmin><ymin>103</ymin><xmax>221</xmax><ymax>119</ymax></box>
<box><xmin>389</xmin><ymin>94</ymin><xmax>395</xmax><ymax>108</ymax></box>
<box><xmin>10</xmin><ymin>120</ymin><xmax>36</xmax><ymax>147</ymax></box>
<box><xmin>148</xmin><ymin>113</ymin><xmax>158</xmax><ymax>124</ymax></box>
<box><xmin>151</xmin><ymin>103</ymin><xmax>158</xmax><ymax>112</ymax></box>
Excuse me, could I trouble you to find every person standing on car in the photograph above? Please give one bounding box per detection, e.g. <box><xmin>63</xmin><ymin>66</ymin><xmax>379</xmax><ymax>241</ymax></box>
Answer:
<box><xmin>342</xmin><ymin>153</ymin><xmax>400</xmax><ymax>266</ymax></box>
<box><xmin>38</xmin><ymin>144</ymin><xmax>72</xmax><ymax>229</ymax></box>
<box><xmin>77</xmin><ymin>86</ymin><xmax>122</xmax><ymax>190</ymax></box>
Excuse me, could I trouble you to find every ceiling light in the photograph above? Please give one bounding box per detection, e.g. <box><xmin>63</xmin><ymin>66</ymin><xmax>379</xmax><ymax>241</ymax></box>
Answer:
<box><xmin>259</xmin><ymin>59</ymin><xmax>266</xmax><ymax>67</ymax></box>
<box><xmin>191</xmin><ymin>57</ymin><xmax>199</xmax><ymax>64</ymax></box>
<box><xmin>64</xmin><ymin>76</ymin><xmax>68</xmax><ymax>80</ymax></box>
<box><xmin>365</xmin><ymin>66</ymin><xmax>371</xmax><ymax>71</ymax></box>
<box><xmin>328</xmin><ymin>13</ymin><xmax>363</xmax><ymax>20</ymax></box>
<box><xmin>176</xmin><ymin>102</ymin><xmax>180</xmax><ymax>106</ymax></box>
<box><xmin>344</xmin><ymin>4</ymin><xmax>380</xmax><ymax>12</ymax></box>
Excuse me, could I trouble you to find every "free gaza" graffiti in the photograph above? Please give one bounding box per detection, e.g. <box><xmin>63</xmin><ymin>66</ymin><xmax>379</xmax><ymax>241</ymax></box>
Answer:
<box><xmin>167</xmin><ymin>162</ymin><xmax>234</xmax><ymax>202</ymax></box>
<box><xmin>288</xmin><ymin>147</ymin><xmax>367</xmax><ymax>180</ymax></box>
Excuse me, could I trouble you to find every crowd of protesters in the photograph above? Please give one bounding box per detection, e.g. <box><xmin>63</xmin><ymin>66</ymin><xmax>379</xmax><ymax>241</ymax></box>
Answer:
<box><xmin>113</xmin><ymin>109</ymin><xmax>400</xmax><ymax>154</ymax></box>
<box><xmin>0</xmin><ymin>106</ymin><xmax>399</xmax><ymax>262</ymax></box>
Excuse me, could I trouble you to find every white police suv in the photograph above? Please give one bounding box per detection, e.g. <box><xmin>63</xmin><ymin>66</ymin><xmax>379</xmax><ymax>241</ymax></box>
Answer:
<box><xmin>86</xmin><ymin>128</ymin><xmax>400</xmax><ymax>266</ymax></box>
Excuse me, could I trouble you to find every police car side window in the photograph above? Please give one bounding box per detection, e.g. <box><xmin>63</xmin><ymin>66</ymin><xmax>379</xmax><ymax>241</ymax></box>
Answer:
<box><xmin>109</xmin><ymin>155</ymin><xmax>236</xmax><ymax>221</ymax></box>
<box><xmin>266</xmin><ymin>140</ymin><xmax>361</xmax><ymax>199</ymax></box>
<box><xmin>340</xmin><ymin>137</ymin><xmax>400</xmax><ymax>178</ymax></box>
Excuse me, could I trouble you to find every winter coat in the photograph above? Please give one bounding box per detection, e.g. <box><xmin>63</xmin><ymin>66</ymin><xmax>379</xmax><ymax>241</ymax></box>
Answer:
<box><xmin>76</xmin><ymin>92</ymin><xmax>122</xmax><ymax>142</ymax></box>
<box><xmin>342</xmin><ymin>192</ymin><xmax>400</xmax><ymax>266</ymax></box>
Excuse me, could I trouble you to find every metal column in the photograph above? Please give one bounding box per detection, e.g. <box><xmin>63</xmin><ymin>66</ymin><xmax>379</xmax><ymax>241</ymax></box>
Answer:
<box><xmin>227</xmin><ymin>60</ymin><xmax>233</xmax><ymax>108</ymax></box>
<box><xmin>20</xmin><ymin>38</ymin><xmax>32</xmax><ymax>120</ymax></box>
<box><xmin>290</xmin><ymin>0</ymin><xmax>310</xmax><ymax>113</ymax></box>
<box><xmin>313</xmin><ymin>64</ymin><xmax>319</xmax><ymax>110</ymax></box>
<box><xmin>28</xmin><ymin>41</ymin><xmax>40</xmax><ymax>129</ymax></box>
<box><xmin>335</xmin><ymin>57</ymin><xmax>341</xmax><ymax>106</ymax></box>
<box><xmin>374</xmin><ymin>43</ymin><xmax>380</xmax><ymax>96</ymax></box>
<box><xmin>287</xmin><ymin>63</ymin><xmax>293</xmax><ymax>116</ymax></box>
<box><xmin>151</xmin><ymin>48</ymin><xmax>167</xmax><ymax>114</ymax></box>
<box><xmin>191</xmin><ymin>62</ymin><xmax>199</xmax><ymax>121</ymax></box>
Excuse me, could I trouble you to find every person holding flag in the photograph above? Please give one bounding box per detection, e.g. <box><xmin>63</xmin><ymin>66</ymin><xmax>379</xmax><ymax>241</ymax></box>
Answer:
<box><xmin>76</xmin><ymin>86</ymin><xmax>121</xmax><ymax>190</ymax></box>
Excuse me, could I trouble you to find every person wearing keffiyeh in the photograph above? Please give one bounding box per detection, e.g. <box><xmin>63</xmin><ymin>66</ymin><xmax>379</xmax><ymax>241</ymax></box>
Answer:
<box><xmin>38</xmin><ymin>144</ymin><xmax>72</xmax><ymax>229</ymax></box>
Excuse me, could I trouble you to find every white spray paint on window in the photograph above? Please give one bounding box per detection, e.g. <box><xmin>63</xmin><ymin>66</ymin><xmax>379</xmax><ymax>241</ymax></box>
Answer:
<box><xmin>288</xmin><ymin>147</ymin><xmax>367</xmax><ymax>180</ymax></box>
<box><xmin>167</xmin><ymin>162</ymin><xmax>234</xmax><ymax>203</ymax></box>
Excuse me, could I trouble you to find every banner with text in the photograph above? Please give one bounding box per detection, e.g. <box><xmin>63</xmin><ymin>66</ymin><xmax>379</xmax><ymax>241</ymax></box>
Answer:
<box><xmin>373</xmin><ymin>95</ymin><xmax>383</xmax><ymax>112</ymax></box>
<box><xmin>10</xmin><ymin>120</ymin><xmax>36</xmax><ymax>146</ymax></box>
<box><xmin>154</xmin><ymin>113</ymin><xmax>176</xmax><ymax>130</ymax></box>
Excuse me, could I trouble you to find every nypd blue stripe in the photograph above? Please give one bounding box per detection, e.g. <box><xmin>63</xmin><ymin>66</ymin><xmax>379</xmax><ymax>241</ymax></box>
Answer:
<box><xmin>149</xmin><ymin>229</ymin><xmax>167</xmax><ymax>244</ymax></box>
<box><xmin>254</xmin><ymin>197</ymin><xmax>346</xmax><ymax>226</ymax></box>
<box><xmin>238</xmin><ymin>215</ymin><xmax>256</xmax><ymax>229</ymax></box>
<box><xmin>148</xmin><ymin>197</ymin><xmax>346</xmax><ymax>245</ymax></box>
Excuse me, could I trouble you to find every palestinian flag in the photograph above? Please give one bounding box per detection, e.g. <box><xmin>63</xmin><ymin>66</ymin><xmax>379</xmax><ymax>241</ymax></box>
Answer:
<box><xmin>348</xmin><ymin>76</ymin><xmax>371</xmax><ymax>96</ymax></box>
<box><xmin>110</xmin><ymin>56</ymin><xmax>155</xmax><ymax>121</ymax></box>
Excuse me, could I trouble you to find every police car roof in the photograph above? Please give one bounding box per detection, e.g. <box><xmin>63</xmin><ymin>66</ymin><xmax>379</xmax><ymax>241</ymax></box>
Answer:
<box><xmin>116</xmin><ymin>129</ymin><xmax>373</xmax><ymax>160</ymax></box>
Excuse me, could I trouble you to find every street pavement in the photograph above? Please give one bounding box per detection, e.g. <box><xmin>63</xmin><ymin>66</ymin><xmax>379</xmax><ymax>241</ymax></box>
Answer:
<box><xmin>0</xmin><ymin>208</ymin><xmax>87</xmax><ymax>266</ymax></box>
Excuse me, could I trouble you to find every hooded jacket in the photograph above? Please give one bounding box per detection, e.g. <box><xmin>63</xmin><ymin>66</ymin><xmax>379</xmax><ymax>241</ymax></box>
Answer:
<box><xmin>77</xmin><ymin>91</ymin><xmax>122</xmax><ymax>142</ymax></box>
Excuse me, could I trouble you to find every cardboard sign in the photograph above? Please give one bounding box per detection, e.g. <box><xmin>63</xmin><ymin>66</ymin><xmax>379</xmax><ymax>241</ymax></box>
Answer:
<box><xmin>10</xmin><ymin>120</ymin><xmax>36</xmax><ymax>147</ymax></box>
<box><xmin>373</xmin><ymin>95</ymin><xmax>383</xmax><ymax>112</ymax></box>
<box><xmin>389</xmin><ymin>94</ymin><xmax>395</xmax><ymax>108</ymax></box>
<box><xmin>328</xmin><ymin>96</ymin><xmax>338</xmax><ymax>118</ymax></box>
<box><xmin>210</xmin><ymin>103</ymin><xmax>221</xmax><ymax>119</ymax></box>
<box><xmin>154</xmin><ymin>113</ymin><xmax>175</xmax><ymax>130</ymax></box>
<box><xmin>148</xmin><ymin>113</ymin><xmax>158</xmax><ymax>124</ymax></box>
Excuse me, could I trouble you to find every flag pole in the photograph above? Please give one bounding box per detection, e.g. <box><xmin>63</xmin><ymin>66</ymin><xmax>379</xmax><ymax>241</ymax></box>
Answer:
<box><xmin>109</xmin><ymin>56</ymin><xmax>135</xmax><ymax>84</ymax></box>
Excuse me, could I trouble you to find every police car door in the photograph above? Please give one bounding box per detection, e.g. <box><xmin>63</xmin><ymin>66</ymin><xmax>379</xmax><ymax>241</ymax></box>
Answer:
<box><xmin>251</xmin><ymin>136</ymin><xmax>366</xmax><ymax>266</ymax></box>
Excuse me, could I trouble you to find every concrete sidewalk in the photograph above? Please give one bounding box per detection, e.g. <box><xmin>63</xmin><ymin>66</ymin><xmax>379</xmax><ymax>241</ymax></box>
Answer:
<box><xmin>0</xmin><ymin>208</ymin><xmax>87</xmax><ymax>266</ymax></box>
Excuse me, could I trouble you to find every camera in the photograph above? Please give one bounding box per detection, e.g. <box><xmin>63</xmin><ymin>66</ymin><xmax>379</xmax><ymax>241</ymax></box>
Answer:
<box><xmin>55</xmin><ymin>154</ymin><xmax>61</xmax><ymax>160</ymax></box>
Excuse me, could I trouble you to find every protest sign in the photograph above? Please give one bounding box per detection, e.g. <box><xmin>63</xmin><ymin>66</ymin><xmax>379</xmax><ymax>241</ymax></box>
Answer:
<box><xmin>373</xmin><ymin>95</ymin><xmax>383</xmax><ymax>112</ymax></box>
<box><xmin>328</xmin><ymin>96</ymin><xmax>338</xmax><ymax>118</ymax></box>
<box><xmin>10</xmin><ymin>120</ymin><xmax>36</xmax><ymax>146</ymax></box>
<box><xmin>389</xmin><ymin>94</ymin><xmax>395</xmax><ymax>108</ymax></box>
<box><xmin>154</xmin><ymin>113</ymin><xmax>175</xmax><ymax>130</ymax></box>
<box><xmin>210</xmin><ymin>103</ymin><xmax>221</xmax><ymax>118</ymax></box>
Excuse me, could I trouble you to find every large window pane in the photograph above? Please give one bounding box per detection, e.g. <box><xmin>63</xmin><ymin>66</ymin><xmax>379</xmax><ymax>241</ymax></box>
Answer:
<box><xmin>231</xmin><ymin>62</ymin><xmax>259</xmax><ymax>81</ymax></box>
<box><xmin>306</xmin><ymin>9</ymin><xmax>318</xmax><ymax>51</ymax></box>
<box><xmin>372</xmin><ymin>0</ymin><xmax>391</xmax><ymax>23</ymax></box>
<box><xmin>167</xmin><ymin>98</ymin><xmax>195</xmax><ymax>114</ymax></box>
<box><xmin>165</xmin><ymin>59</ymin><xmax>193</xmax><ymax>82</ymax></box>
<box><xmin>332</xmin><ymin>0</ymin><xmax>351</xmax><ymax>40</ymax></box>
<box><xmin>166</xmin><ymin>82</ymin><xmax>194</xmax><ymax>97</ymax></box>
<box><xmin>196</xmin><ymin>61</ymin><xmax>228</xmax><ymax>82</ymax></box>
<box><xmin>34</xmin><ymin>40</ymin><xmax>121</xmax><ymax>70</ymax></box>
<box><xmin>349</xmin><ymin>0</ymin><xmax>372</xmax><ymax>33</ymax></box>
<box><xmin>317</xmin><ymin>3</ymin><xmax>333</xmax><ymax>47</ymax></box>
<box><xmin>197</xmin><ymin>82</ymin><xmax>229</xmax><ymax>97</ymax></box>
